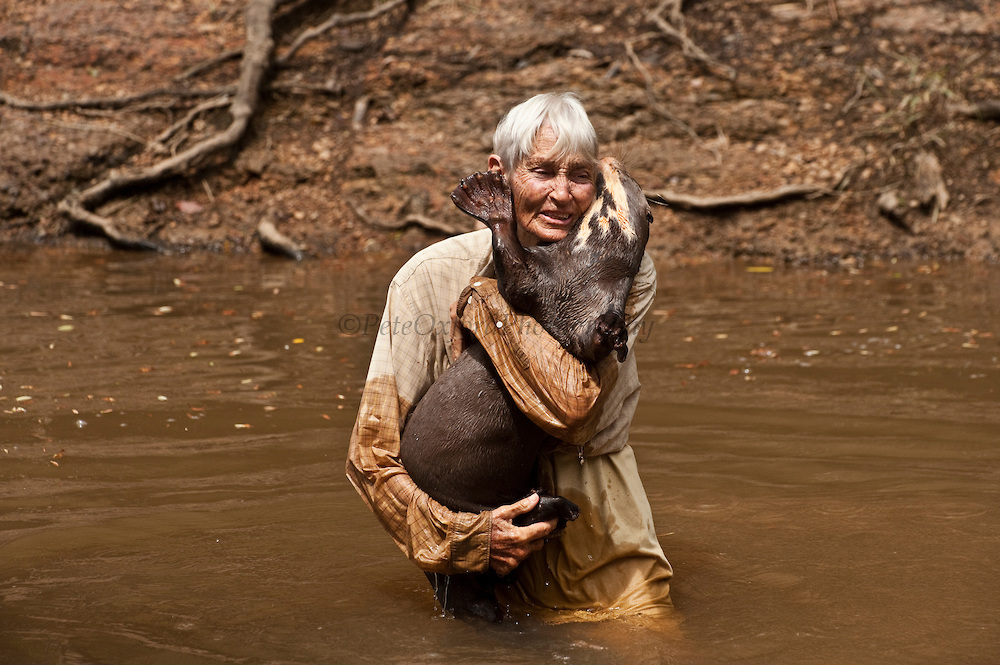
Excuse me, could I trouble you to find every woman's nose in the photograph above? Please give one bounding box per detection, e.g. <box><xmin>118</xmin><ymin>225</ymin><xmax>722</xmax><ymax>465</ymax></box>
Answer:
<box><xmin>549</xmin><ymin>174</ymin><xmax>572</xmax><ymax>201</ymax></box>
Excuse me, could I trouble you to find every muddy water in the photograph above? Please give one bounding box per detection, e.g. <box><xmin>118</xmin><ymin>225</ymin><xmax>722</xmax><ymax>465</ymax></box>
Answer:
<box><xmin>1</xmin><ymin>249</ymin><xmax>997</xmax><ymax>664</ymax></box>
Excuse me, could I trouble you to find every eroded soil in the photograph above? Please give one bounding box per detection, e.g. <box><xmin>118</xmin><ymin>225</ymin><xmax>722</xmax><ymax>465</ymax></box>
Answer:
<box><xmin>1</xmin><ymin>0</ymin><xmax>998</xmax><ymax>264</ymax></box>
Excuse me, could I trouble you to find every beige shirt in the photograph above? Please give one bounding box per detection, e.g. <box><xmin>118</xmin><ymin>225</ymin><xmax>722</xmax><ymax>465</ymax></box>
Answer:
<box><xmin>346</xmin><ymin>228</ymin><xmax>672</xmax><ymax>613</ymax></box>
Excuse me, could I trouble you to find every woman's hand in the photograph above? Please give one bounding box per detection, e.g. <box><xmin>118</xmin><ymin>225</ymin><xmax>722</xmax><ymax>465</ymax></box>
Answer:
<box><xmin>489</xmin><ymin>493</ymin><xmax>557</xmax><ymax>576</ymax></box>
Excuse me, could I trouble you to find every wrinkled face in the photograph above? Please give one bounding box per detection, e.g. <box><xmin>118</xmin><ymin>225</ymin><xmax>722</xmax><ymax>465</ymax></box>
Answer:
<box><xmin>490</xmin><ymin>124</ymin><xmax>596</xmax><ymax>246</ymax></box>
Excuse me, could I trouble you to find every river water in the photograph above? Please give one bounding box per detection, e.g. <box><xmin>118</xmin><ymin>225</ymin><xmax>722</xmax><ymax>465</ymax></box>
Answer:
<box><xmin>1</xmin><ymin>249</ymin><xmax>997</xmax><ymax>664</ymax></box>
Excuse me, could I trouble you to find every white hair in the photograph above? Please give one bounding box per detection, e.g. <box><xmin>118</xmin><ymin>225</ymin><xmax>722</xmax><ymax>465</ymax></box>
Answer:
<box><xmin>492</xmin><ymin>92</ymin><xmax>598</xmax><ymax>171</ymax></box>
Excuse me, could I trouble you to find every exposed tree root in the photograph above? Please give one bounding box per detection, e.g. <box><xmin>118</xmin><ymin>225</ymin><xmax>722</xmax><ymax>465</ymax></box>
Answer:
<box><xmin>0</xmin><ymin>87</ymin><xmax>234</xmax><ymax>112</ymax></box>
<box><xmin>624</xmin><ymin>33</ymin><xmax>721</xmax><ymax>162</ymax></box>
<box><xmin>951</xmin><ymin>100</ymin><xmax>1000</xmax><ymax>121</ymax></box>
<box><xmin>55</xmin><ymin>0</ymin><xmax>279</xmax><ymax>251</ymax></box>
<box><xmin>56</xmin><ymin>199</ymin><xmax>161</xmax><ymax>251</ymax></box>
<box><xmin>3</xmin><ymin>0</ymin><xmax>414</xmax><ymax>252</ymax></box>
<box><xmin>646</xmin><ymin>0</ymin><xmax>736</xmax><ymax>81</ymax></box>
<box><xmin>257</xmin><ymin>211</ymin><xmax>304</xmax><ymax>260</ymax></box>
<box><xmin>645</xmin><ymin>183</ymin><xmax>831</xmax><ymax>211</ymax></box>
<box><xmin>346</xmin><ymin>199</ymin><xmax>467</xmax><ymax>236</ymax></box>
<box><xmin>276</xmin><ymin>0</ymin><xmax>408</xmax><ymax>65</ymax></box>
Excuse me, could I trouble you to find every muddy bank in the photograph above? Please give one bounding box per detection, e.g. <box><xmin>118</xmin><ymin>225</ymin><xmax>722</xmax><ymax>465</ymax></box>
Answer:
<box><xmin>0</xmin><ymin>0</ymin><xmax>997</xmax><ymax>264</ymax></box>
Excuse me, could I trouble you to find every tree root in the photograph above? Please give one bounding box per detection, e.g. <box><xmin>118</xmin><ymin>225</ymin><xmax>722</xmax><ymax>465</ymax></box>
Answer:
<box><xmin>7</xmin><ymin>0</ymin><xmax>414</xmax><ymax>253</ymax></box>
<box><xmin>276</xmin><ymin>0</ymin><xmax>408</xmax><ymax>65</ymax></box>
<box><xmin>257</xmin><ymin>211</ymin><xmax>304</xmax><ymax>260</ymax></box>
<box><xmin>645</xmin><ymin>183</ymin><xmax>831</xmax><ymax>211</ymax></box>
<box><xmin>951</xmin><ymin>100</ymin><xmax>1000</xmax><ymax>121</ymax></box>
<box><xmin>55</xmin><ymin>0</ymin><xmax>278</xmax><ymax>251</ymax></box>
<box><xmin>646</xmin><ymin>0</ymin><xmax>736</xmax><ymax>81</ymax></box>
<box><xmin>56</xmin><ymin>199</ymin><xmax>161</xmax><ymax>251</ymax></box>
<box><xmin>0</xmin><ymin>87</ymin><xmax>234</xmax><ymax>112</ymax></box>
<box><xmin>624</xmin><ymin>33</ymin><xmax>721</xmax><ymax>162</ymax></box>
<box><xmin>346</xmin><ymin>199</ymin><xmax>467</xmax><ymax>236</ymax></box>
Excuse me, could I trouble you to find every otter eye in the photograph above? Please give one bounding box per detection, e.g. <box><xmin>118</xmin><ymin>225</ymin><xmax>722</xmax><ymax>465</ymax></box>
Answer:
<box><xmin>646</xmin><ymin>212</ymin><xmax>654</xmax><ymax>225</ymax></box>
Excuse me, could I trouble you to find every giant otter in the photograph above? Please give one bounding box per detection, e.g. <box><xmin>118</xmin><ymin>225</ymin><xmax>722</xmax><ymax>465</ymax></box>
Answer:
<box><xmin>399</xmin><ymin>158</ymin><xmax>653</xmax><ymax>622</ymax></box>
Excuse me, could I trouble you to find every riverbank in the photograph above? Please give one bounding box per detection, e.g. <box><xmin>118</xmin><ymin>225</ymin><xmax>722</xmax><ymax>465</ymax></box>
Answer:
<box><xmin>1</xmin><ymin>0</ymin><xmax>997</xmax><ymax>264</ymax></box>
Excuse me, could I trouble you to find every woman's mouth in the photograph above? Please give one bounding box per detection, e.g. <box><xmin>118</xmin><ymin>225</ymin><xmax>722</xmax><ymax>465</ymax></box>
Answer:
<box><xmin>541</xmin><ymin>211</ymin><xmax>574</xmax><ymax>225</ymax></box>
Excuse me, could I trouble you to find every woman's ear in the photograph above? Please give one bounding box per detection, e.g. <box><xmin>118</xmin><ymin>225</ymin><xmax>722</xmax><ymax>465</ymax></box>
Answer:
<box><xmin>487</xmin><ymin>154</ymin><xmax>503</xmax><ymax>173</ymax></box>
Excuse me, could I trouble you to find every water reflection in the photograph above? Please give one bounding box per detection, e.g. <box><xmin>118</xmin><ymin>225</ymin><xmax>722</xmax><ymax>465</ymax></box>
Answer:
<box><xmin>1</xmin><ymin>250</ymin><xmax>997</xmax><ymax>664</ymax></box>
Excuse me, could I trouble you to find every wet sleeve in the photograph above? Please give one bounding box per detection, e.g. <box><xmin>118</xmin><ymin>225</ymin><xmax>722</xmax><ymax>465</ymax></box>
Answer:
<box><xmin>345</xmin><ymin>283</ymin><xmax>492</xmax><ymax>575</ymax></box>
<box><xmin>456</xmin><ymin>255</ymin><xmax>656</xmax><ymax>448</ymax></box>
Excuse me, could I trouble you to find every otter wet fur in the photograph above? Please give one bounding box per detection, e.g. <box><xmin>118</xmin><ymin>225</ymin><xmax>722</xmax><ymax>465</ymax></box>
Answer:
<box><xmin>399</xmin><ymin>158</ymin><xmax>653</xmax><ymax>623</ymax></box>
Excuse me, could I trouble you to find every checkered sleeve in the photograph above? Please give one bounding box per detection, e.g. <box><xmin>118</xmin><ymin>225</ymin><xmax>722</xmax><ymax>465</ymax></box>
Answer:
<box><xmin>457</xmin><ymin>253</ymin><xmax>657</xmax><ymax>455</ymax></box>
<box><xmin>346</xmin><ymin>278</ymin><xmax>492</xmax><ymax>575</ymax></box>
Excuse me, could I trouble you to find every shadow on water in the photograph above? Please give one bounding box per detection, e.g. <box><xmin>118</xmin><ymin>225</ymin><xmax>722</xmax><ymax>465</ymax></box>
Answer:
<box><xmin>1</xmin><ymin>249</ymin><xmax>997</xmax><ymax>664</ymax></box>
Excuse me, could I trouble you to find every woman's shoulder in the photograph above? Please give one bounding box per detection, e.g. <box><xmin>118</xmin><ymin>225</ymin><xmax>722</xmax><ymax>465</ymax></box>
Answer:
<box><xmin>391</xmin><ymin>228</ymin><xmax>492</xmax><ymax>290</ymax></box>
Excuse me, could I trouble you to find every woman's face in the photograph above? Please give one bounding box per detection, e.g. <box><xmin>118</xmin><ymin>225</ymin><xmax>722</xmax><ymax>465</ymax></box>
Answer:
<box><xmin>489</xmin><ymin>124</ymin><xmax>596</xmax><ymax>246</ymax></box>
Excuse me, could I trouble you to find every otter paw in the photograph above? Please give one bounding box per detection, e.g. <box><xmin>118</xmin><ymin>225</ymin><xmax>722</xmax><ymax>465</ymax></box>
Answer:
<box><xmin>451</xmin><ymin>171</ymin><xmax>514</xmax><ymax>227</ymax></box>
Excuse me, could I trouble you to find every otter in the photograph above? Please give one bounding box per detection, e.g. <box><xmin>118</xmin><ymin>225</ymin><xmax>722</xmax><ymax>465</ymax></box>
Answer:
<box><xmin>399</xmin><ymin>158</ymin><xmax>653</xmax><ymax>622</ymax></box>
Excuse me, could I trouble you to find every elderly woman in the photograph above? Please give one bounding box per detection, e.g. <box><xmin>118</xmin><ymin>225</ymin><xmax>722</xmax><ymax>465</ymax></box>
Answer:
<box><xmin>346</xmin><ymin>92</ymin><xmax>672</xmax><ymax>618</ymax></box>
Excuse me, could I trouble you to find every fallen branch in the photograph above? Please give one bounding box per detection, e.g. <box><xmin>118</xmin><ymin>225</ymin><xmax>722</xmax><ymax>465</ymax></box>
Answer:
<box><xmin>645</xmin><ymin>183</ymin><xmax>830</xmax><ymax>211</ymax></box>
